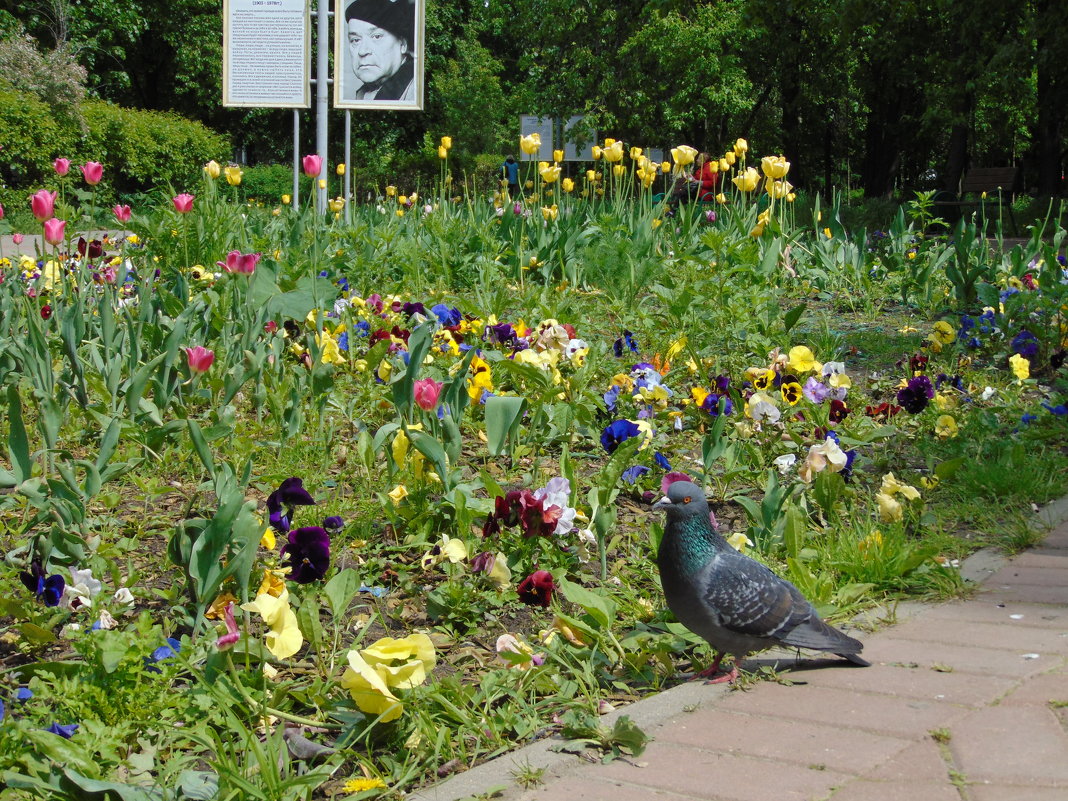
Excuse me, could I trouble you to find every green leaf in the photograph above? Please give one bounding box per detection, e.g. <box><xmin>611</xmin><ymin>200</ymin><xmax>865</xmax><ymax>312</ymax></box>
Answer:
<box><xmin>484</xmin><ymin>395</ymin><xmax>527</xmax><ymax>457</ymax></box>
<box><xmin>408</xmin><ymin>430</ymin><xmax>452</xmax><ymax>489</ymax></box>
<box><xmin>934</xmin><ymin>457</ymin><xmax>966</xmax><ymax>480</ymax></box>
<box><xmin>324</xmin><ymin>568</ymin><xmax>362</xmax><ymax>617</ymax></box>
<box><xmin>187</xmin><ymin>420</ymin><xmax>216</xmax><ymax>475</ymax></box>
<box><xmin>7</xmin><ymin>385</ymin><xmax>32</xmax><ymax>482</ymax></box>
<box><xmin>296</xmin><ymin>593</ymin><xmax>324</xmax><ymax>652</ymax></box>
<box><xmin>18</xmin><ymin>622</ymin><xmax>57</xmax><ymax>644</ymax></box>
<box><xmin>782</xmin><ymin>302</ymin><xmax>806</xmax><ymax>334</ymax></box>
<box><xmin>558</xmin><ymin>579</ymin><xmax>615</xmax><ymax>629</ymax></box>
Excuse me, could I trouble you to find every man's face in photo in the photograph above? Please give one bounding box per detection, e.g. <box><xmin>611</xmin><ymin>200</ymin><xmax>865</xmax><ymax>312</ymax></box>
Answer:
<box><xmin>348</xmin><ymin>19</ymin><xmax>407</xmax><ymax>87</ymax></box>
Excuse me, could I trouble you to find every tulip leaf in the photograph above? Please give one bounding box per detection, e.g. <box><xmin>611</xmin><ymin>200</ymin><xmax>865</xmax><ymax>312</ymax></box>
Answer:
<box><xmin>186</xmin><ymin>420</ymin><xmax>216</xmax><ymax>475</ymax></box>
<box><xmin>485</xmin><ymin>395</ymin><xmax>527</xmax><ymax>458</ymax></box>
<box><xmin>408</xmin><ymin>430</ymin><xmax>452</xmax><ymax>490</ymax></box>
<box><xmin>6</xmin><ymin>385</ymin><xmax>32</xmax><ymax>483</ymax></box>
<box><xmin>558</xmin><ymin>579</ymin><xmax>616</xmax><ymax>629</ymax></box>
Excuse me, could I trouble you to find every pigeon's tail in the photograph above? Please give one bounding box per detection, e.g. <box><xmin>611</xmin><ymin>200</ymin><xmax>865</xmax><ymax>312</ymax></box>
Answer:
<box><xmin>780</xmin><ymin>616</ymin><xmax>867</xmax><ymax>661</ymax></box>
<box><xmin>837</xmin><ymin>652</ymin><xmax>871</xmax><ymax>667</ymax></box>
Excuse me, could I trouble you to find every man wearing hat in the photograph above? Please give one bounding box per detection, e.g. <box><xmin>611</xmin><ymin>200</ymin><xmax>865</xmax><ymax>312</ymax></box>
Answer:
<box><xmin>345</xmin><ymin>0</ymin><xmax>416</xmax><ymax>101</ymax></box>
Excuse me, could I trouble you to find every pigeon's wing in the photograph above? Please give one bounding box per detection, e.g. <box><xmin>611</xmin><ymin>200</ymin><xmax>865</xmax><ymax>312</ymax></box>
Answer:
<box><xmin>702</xmin><ymin>554</ymin><xmax>814</xmax><ymax>641</ymax></box>
<box><xmin>705</xmin><ymin>553</ymin><xmax>866</xmax><ymax>655</ymax></box>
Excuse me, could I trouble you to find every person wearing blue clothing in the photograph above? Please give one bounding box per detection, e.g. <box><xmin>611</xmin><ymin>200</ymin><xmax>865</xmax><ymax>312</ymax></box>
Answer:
<box><xmin>500</xmin><ymin>155</ymin><xmax>519</xmax><ymax>198</ymax></box>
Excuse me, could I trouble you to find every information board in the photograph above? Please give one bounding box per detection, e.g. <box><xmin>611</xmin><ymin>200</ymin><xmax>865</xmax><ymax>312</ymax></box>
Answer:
<box><xmin>563</xmin><ymin>116</ymin><xmax>596</xmax><ymax>161</ymax></box>
<box><xmin>223</xmin><ymin>0</ymin><xmax>310</xmax><ymax>108</ymax></box>
<box><xmin>519</xmin><ymin>115</ymin><xmax>554</xmax><ymax>162</ymax></box>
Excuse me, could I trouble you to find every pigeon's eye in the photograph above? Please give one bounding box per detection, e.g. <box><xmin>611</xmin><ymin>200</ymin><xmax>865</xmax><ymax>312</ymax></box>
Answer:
<box><xmin>683</xmin><ymin>496</ymin><xmax>691</xmax><ymax>503</ymax></box>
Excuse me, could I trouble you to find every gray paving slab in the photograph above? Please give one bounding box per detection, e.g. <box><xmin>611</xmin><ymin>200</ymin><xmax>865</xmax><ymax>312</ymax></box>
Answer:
<box><xmin>411</xmin><ymin>501</ymin><xmax>1068</xmax><ymax>801</ymax></box>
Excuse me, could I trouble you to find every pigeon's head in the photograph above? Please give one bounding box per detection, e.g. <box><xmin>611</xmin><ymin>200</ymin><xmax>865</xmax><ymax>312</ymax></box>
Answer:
<box><xmin>652</xmin><ymin>480</ymin><xmax>710</xmax><ymax>519</ymax></box>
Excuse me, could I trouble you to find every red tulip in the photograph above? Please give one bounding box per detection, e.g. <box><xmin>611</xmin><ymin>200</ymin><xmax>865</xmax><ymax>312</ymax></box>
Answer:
<box><xmin>80</xmin><ymin>161</ymin><xmax>103</xmax><ymax>186</ymax></box>
<box><xmin>12</xmin><ymin>233</ymin><xmax>24</xmax><ymax>245</ymax></box>
<box><xmin>413</xmin><ymin>377</ymin><xmax>443</xmax><ymax>410</ymax></box>
<box><xmin>53</xmin><ymin>158</ymin><xmax>71</xmax><ymax>176</ymax></box>
<box><xmin>113</xmin><ymin>204</ymin><xmax>132</xmax><ymax>223</ymax></box>
<box><xmin>31</xmin><ymin>190</ymin><xmax>57</xmax><ymax>222</ymax></box>
<box><xmin>43</xmin><ymin>218</ymin><xmax>66</xmax><ymax>245</ymax></box>
<box><xmin>302</xmin><ymin>154</ymin><xmax>323</xmax><ymax>177</ymax></box>
<box><xmin>185</xmin><ymin>346</ymin><xmax>215</xmax><ymax>374</ymax></box>
<box><xmin>173</xmin><ymin>194</ymin><xmax>195</xmax><ymax>213</ymax></box>
<box><xmin>216</xmin><ymin>250</ymin><xmax>260</xmax><ymax>275</ymax></box>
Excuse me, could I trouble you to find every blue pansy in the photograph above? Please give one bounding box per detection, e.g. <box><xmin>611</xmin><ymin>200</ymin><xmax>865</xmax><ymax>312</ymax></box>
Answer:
<box><xmin>431</xmin><ymin>304</ymin><xmax>462</xmax><ymax>327</ymax></box>
<box><xmin>603</xmin><ymin>384</ymin><xmax>621</xmax><ymax>412</ymax></box>
<box><xmin>1011</xmin><ymin>330</ymin><xmax>1039</xmax><ymax>359</ymax></box>
<box><xmin>600</xmin><ymin>419</ymin><xmax>640</xmax><ymax>454</ymax></box>
<box><xmin>356</xmin><ymin>320</ymin><xmax>371</xmax><ymax>336</ymax></box>
<box><xmin>622</xmin><ymin>465</ymin><xmax>650</xmax><ymax>484</ymax></box>
<box><xmin>1021</xmin><ymin>413</ymin><xmax>1037</xmax><ymax>425</ymax></box>
<box><xmin>654</xmin><ymin>452</ymin><xmax>671</xmax><ymax>470</ymax></box>
<box><xmin>337</xmin><ymin>332</ymin><xmax>349</xmax><ymax>351</ymax></box>
<box><xmin>46</xmin><ymin>723</ymin><xmax>78</xmax><ymax>738</ymax></box>
<box><xmin>16</xmin><ymin>688</ymin><xmax>33</xmax><ymax>701</ymax></box>
<box><xmin>1043</xmin><ymin>403</ymin><xmax>1068</xmax><ymax>416</ymax></box>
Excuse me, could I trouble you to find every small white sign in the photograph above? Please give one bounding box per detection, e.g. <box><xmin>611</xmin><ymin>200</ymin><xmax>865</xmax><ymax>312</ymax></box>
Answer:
<box><xmin>223</xmin><ymin>0</ymin><xmax>310</xmax><ymax>108</ymax></box>
<box><xmin>563</xmin><ymin>116</ymin><xmax>596</xmax><ymax>161</ymax></box>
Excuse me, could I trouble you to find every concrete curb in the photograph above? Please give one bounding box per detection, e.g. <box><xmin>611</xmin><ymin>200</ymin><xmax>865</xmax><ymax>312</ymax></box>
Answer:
<box><xmin>411</xmin><ymin>492</ymin><xmax>1068</xmax><ymax>801</ymax></box>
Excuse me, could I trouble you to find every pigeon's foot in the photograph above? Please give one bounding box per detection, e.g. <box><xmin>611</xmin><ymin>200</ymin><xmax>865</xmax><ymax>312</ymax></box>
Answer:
<box><xmin>691</xmin><ymin>653</ymin><xmax>725</xmax><ymax>680</ymax></box>
<box><xmin>705</xmin><ymin>661</ymin><xmax>739</xmax><ymax>684</ymax></box>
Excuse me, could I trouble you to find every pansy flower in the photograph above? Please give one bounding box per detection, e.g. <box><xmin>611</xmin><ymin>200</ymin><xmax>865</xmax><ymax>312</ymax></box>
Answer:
<box><xmin>1011</xmin><ymin>330</ymin><xmax>1039</xmax><ymax>359</ymax></box>
<box><xmin>897</xmin><ymin>376</ymin><xmax>934</xmax><ymax>413</ymax></box>
<box><xmin>281</xmin><ymin>526</ymin><xmax>331</xmax><ymax>583</ymax></box>
<box><xmin>266</xmin><ymin>477</ymin><xmax>316</xmax><ymax>534</ymax></box>
<box><xmin>781</xmin><ymin>381</ymin><xmax>803</xmax><ymax>406</ymax></box>
<box><xmin>600</xmin><ymin>419</ymin><xmax>640</xmax><ymax>453</ymax></box>
<box><xmin>19</xmin><ymin>560</ymin><xmax>65</xmax><ymax>607</ymax></box>
<box><xmin>517</xmin><ymin>570</ymin><xmax>556</xmax><ymax>607</ymax></box>
<box><xmin>700</xmin><ymin>393</ymin><xmax>733</xmax><ymax>416</ymax></box>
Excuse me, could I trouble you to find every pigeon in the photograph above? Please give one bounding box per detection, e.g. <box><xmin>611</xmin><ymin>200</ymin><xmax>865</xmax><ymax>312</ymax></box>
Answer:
<box><xmin>654</xmin><ymin>480</ymin><xmax>869</xmax><ymax>683</ymax></box>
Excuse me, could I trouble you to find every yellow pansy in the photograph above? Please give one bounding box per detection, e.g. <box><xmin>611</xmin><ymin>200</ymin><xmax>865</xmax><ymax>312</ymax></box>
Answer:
<box><xmin>786</xmin><ymin>345</ymin><xmax>821</xmax><ymax>374</ymax></box>
<box><xmin>876</xmin><ymin>492</ymin><xmax>902</xmax><ymax>523</ymax></box>
<box><xmin>341</xmin><ymin>649</ymin><xmax>404</xmax><ymax>721</ymax></box>
<box><xmin>1009</xmin><ymin>353</ymin><xmax>1030</xmax><ymax>380</ymax></box>
<box><xmin>931</xmin><ymin>321</ymin><xmax>956</xmax><ymax>345</ymax></box>
<box><xmin>880</xmin><ymin>472</ymin><xmax>921</xmax><ymax>501</ymax></box>
<box><xmin>257</xmin><ymin>569</ymin><xmax>287</xmax><ymax>598</ymax></box>
<box><xmin>935</xmin><ymin>415</ymin><xmax>959</xmax><ymax>439</ymax></box>
<box><xmin>388</xmin><ymin>484</ymin><xmax>408</xmax><ymax>504</ymax></box>
<box><xmin>241</xmin><ymin>589</ymin><xmax>303</xmax><ymax>659</ymax></box>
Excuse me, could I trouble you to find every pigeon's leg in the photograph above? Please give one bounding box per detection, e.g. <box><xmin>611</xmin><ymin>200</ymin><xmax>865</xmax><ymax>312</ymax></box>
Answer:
<box><xmin>705</xmin><ymin>657</ymin><xmax>740</xmax><ymax>684</ymax></box>
<box><xmin>691</xmin><ymin>652</ymin><xmax>725</xmax><ymax>680</ymax></box>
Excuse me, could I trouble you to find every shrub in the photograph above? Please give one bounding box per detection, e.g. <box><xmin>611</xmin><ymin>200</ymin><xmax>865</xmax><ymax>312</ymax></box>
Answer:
<box><xmin>239</xmin><ymin>163</ymin><xmax>297</xmax><ymax>205</ymax></box>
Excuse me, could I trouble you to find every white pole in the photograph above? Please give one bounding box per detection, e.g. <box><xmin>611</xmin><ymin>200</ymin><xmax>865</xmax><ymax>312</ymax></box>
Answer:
<box><xmin>315</xmin><ymin>0</ymin><xmax>329</xmax><ymax>213</ymax></box>
<box><xmin>292</xmin><ymin>109</ymin><xmax>300</xmax><ymax>212</ymax></box>
<box><xmin>344</xmin><ymin>110</ymin><xmax>352</xmax><ymax>224</ymax></box>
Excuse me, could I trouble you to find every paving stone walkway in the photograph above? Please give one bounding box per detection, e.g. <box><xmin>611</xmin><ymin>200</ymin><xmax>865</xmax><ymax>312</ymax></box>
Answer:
<box><xmin>417</xmin><ymin>515</ymin><xmax>1068</xmax><ymax>801</ymax></box>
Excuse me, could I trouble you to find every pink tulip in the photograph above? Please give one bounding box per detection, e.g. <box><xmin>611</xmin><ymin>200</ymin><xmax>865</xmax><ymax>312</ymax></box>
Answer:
<box><xmin>413</xmin><ymin>377</ymin><xmax>443</xmax><ymax>410</ymax></box>
<box><xmin>12</xmin><ymin>233</ymin><xmax>24</xmax><ymax>245</ymax></box>
<box><xmin>216</xmin><ymin>250</ymin><xmax>260</xmax><ymax>275</ymax></box>
<box><xmin>216</xmin><ymin>602</ymin><xmax>239</xmax><ymax>651</ymax></box>
<box><xmin>53</xmin><ymin>158</ymin><xmax>71</xmax><ymax>176</ymax></box>
<box><xmin>43</xmin><ymin>218</ymin><xmax>66</xmax><ymax>245</ymax></box>
<box><xmin>302</xmin><ymin>154</ymin><xmax>323</xmax><ymax>177</ymax></box>
<box><xmin>173</xmin><ymin>194</ymin><xmax>195</xmax><ymax>213</ymax></box>
<box><xmin>81</xmin><ymin>161</ymin><xmax>103</xmax><ymax>186</ymax></box>
<box><xmin>0</xmin><ymin>202</ymin><xmax>4</xmax><ymax>220</ymax></box>
<box><xmin>113</xmin><ymin>204</ymin><xmax>132</xmax><ymax>223</ymax></box>
<box><xmin>31</xmin><ymin>190</ymin><xmax>57</xmax><ymax>222</ymax></box>
<box><xmin>185</xmin><ymin>346</ymin><xmax>215</xmax><ymax>374</ymax></box>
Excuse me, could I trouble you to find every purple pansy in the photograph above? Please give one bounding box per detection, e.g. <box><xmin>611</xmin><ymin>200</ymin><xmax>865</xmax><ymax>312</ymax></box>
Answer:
<box><xmin>281</xmin><ymin>526</ymin><xmax>331</xmax><ymax>583</ymax></box>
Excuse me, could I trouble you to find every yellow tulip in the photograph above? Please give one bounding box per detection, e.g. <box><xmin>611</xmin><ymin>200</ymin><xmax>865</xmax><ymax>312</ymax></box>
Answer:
<box><xmin>336</xmin><ymin>162</ymin><xmax>346</xmax><ymax>175</ymax></box>
<box><xmin>398</xmin><ymin>195</ymin><xmax>408</xmax><ymax>205</ymax></box>
<box><xmin>761</xmin><ymin>155</ymin><xmax>790</xmax><ymax>178</ymax></box>
<box><xmin>718</xmin><ymin>158</ymin><xmax>730</xmax><ymax>172</ymax></box>
<box><xmin>591</xmin><ymin>145</ymin><xmax>602</xmax><ymax>160</ymax></box>
<box><xmin>327</xmin><ymin>196</ymin><xmax>345</xmax><ymax>213</ymax></box>
<box><xmin>786</xmin><ymin>192</ymin><xmax>796</xmax><ymax>202</ymax></box>
<box><xmin>732</xmin><ymin>167</ymin><xmax>760</xmax><ymax>192</ymax></box>
<box><xmin>203</xmin><ymin>160</ymin><xmax>221</xmax><ymax>179</ymax></box>
<box><xmin>765</xmin><ymin>178</ymin><xmax>793</xmax><ymax>198</ymax></box>
<box><xmin>440</xmin><ymin>135</ymin><xmax>452</xmax><ymax>150</ymax></box>
<box><xmin>539</xmin><ymin>162</ymin><xmax>561</xmax><ymax>183</ymax></box>
<box><xmin>586</xmin><ymin>169</ymin><xmax>597</xmax><ymax>182</ymax></box>
<box><xmin>519</xmin><ymin>133</ymin><xmax>541</xmax><ymax>155</ymax></box>
<box><xmin>437</xmin><ymin>146</ymin><xmax>448</xmax><ymax>159</ymax></box>
<box><xmin>708</xmin><ymin>161</ymin><xmax>720</xmax><ymax>173</ymax></box>
<box><xmin>318</xmin><ymin>179</ymin><xmax>327</xmax><ymax>190</ymax></box>
<box><xmin>661</xmin><ymin>161</ymin><xmax>671</xmax><ymax>173</ymax></box>
<box><xmin>612</xmin><ymin>164</ymin><xmax>626</xmax><ymax>177</ymax></box>
<box><xmin>541</xmin><ymin>204</ymin><xmax>559</xmax><ymax>221</ymax></box>
<box><xmin>604</xmin><ymin>137</ymin><xmax>616</xmax><ymax>147</ymax></box>
<box><xmin>670</xmin><ymin>145</ymin><xmax>697</xmax><ymax>168</ymax></box>
<box><xmin>553</xmin><ymin>149</ymin><xmax>564</xmax><ymax>162</ymax></box>
<box><xmin>385</xmin><ymin>185</ymin><xmax>397</xmax><ymax>197</ymax></box>
<box><xmin>603</xmin><ymin>141</ymin><xmax>624</xmax><ymax>162</ymax></box>
<box><xmin>630</xmin><ymin>146</ymin><xmax>643</xmax><ymax>160</ymax></box>
<box><xmin>224</xmin><ymin>165</ymin><xmax>243</xmax><ymax>186</ymax></box>
<box><xmin>715</xmin><ymin>193</ymin><xmax>727</xmax><ymax>204</ymax></box>
<box><xmin>282</xmin><ymin>194</ymin><xmax>291</xmax><ymax>205</ymax></box>
<box><xmin>734</xmin><ymin>137</ymin><xmax>748</xmax><ymax>154</ymax></box>
<box><xmin>749</xmin><ymin>223</ymin><xmax>765</xmax><ymax>238</ymax></box>
<box><xmin>724</xmin><ymin>150</ymin><xmax>736</xmax><ymax>166</ymax></box>
<box><xmin>561</xmin><ymin>177</ymin><xmax>575</xmax><ymax>192</ymax></box>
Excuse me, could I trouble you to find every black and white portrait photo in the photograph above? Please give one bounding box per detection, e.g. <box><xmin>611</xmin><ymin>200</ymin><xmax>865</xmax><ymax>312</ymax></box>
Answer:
<box><xmin>334</xmin><ymin>0</ymin><xmax>423</xmax><ymax>109</ymax></box>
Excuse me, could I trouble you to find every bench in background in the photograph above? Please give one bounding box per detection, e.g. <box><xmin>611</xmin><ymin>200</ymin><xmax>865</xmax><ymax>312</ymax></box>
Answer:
<box><xmin>934</xmin><ymin>166</ymin><xmax>1020</xmax><ymax>234</ymax></box>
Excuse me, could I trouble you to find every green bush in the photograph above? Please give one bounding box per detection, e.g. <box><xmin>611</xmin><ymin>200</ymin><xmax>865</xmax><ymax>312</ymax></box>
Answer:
<box><xmin>239</xmin><ymin>163</ymin><xmax>297</xmax><ymax>205</ymax></box>
<box><xmin>0</xmin><ymin>83</ymin><xmax>229</xmax><ymax>226</ymax></box>
<box><xmin>81</xmin><ymin>101</ymin><xmax>230</xmax><ymax>194</ymax></box>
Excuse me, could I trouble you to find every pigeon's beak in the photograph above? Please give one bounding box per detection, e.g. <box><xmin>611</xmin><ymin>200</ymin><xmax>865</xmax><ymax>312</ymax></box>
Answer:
<box><xmin>652</xmin><ymin>496</ymin><xmax>671</xmax><ymax>510</ymax></box>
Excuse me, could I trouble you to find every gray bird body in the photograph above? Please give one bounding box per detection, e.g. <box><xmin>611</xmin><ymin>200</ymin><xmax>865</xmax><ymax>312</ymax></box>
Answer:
<box><xmin>655</xmin><ymin>481</ymin><xmax>868</xmax><ymax>677</ymax></box>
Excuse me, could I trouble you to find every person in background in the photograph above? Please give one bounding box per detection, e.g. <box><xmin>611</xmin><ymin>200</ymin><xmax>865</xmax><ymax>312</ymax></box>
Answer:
<box><xmin>501</xmin><ymin>155</ymin><xmax>519</xmax><ymax>198</ymax></box>
<box><xmin>345</xmin><ymin>0</ymin><xmax>416</xmax><ymax>102</ymax></box>
<box><xmin>670</xmin><ymin>152</ymin><xmax>718</xmax><ymax>203</ymax></box>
